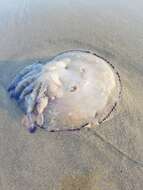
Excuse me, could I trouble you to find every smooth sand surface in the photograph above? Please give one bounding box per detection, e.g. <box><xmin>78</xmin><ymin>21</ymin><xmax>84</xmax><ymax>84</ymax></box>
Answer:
<box><xmin>0</xmin><ymin>0</ymin><xmax>143</xmax><ymax>189</ymax></box>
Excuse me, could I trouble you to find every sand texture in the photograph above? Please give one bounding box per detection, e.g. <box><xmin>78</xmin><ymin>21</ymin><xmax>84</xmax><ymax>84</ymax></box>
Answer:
<box><xmin>0</xmin><ymin>0</ymin><xmax>143</xmax><ymax>189</ymax></box>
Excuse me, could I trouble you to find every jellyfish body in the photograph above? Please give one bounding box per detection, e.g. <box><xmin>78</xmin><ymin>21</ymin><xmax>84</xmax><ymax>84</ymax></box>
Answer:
<box><xmin>8</xmin><ymin>50</ymin><xmax>121</xmax><ymax>132</ymax></box>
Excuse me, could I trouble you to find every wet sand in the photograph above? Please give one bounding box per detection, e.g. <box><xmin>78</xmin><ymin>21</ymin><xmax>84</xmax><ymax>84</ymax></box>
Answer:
<box><xmin>0</xmin><ymin>0</ymin><xmax>143</xmax><ymax>189</ymax></box>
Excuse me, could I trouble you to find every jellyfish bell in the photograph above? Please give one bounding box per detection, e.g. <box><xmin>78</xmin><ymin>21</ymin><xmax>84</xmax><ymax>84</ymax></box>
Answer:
<box><xmin>43</xmin><ymin>50</ymin><xmax>121</xmax><ymax>131</ymax></box>
<box><xmin>8</xmin><ymin>50</ymin><xmax>121</xmax><ymax>133</ymax></box>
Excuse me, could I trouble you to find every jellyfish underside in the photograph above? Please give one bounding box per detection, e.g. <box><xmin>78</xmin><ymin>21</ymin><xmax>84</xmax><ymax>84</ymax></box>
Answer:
<box><xmin>8</xmin><ymin>50</ymin><xmax>121</xmax><ymax>133</ymax></box>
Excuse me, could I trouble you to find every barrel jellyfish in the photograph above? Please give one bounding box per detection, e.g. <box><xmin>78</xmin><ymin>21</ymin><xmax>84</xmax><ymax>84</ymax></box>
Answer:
<box><xmin>8</xmin><ymin>50</ymin><xmax>122</xmax><ymax>133</ymax></box>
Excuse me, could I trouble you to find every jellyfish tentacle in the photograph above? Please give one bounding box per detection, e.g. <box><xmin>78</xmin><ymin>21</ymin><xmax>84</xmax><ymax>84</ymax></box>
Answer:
<box><xmin>8</xmin><ymin>63</ymin><xmax>42</xmax><ymax>92</ymax></box>
<box><xmin>35</xmin><ymin>81</ymin><xmax>48</xmax><ymax>112</ymax></box>
<box><xmin>36</xmin><ymin>96</ymin><xmax>49</xmax><ymax>114</ymax></box>
<box><xmin>35</xmin><ymin>96</ymin><xmax>48</xmax><ymax>127</ymax></box>
<box><xmin>33</xmin><ymin>82</ymin><xmax>49</xmax><ymax>127</ymax></box>
<box><xmin>36</xmin><ymin>113</ymin><xmax>44</xmax><ymax>127</ymax></box>
<box><xmin>24</xmin><ymin>81</ymin><xmax>47</xmax><ymax>130</ymax></box>
<box><xmin>13</xmin><ymin>74</ymin><xmax>40</xmax><ymax>99</ymax></box>
<box><xmin>22</xmin><ymin>66</ymin><xmax>42</xmax><ymax>81</ymax></box>
<box><xmin>37</xmin><ymin>80</ymin><xmax>48</xmax><ymax>98</ymax></box>
<box><xmin>19</xmin><ymin>82</ymin><xmax>35</xmax><ymax>101</ymax></box>
<box><xmin>26</xmin><ymin>113</ymin><xmax>37</xmax><ymax>133</ymax></box>
<box><xmin>9</xmin><ymin>89</ymin><xmax>16</xmax><ymax>98</ymax></box>
<box><xmin>24</xmin><ymin>81</ymin><xmax>42</xmax><ymax>114</ymax></box>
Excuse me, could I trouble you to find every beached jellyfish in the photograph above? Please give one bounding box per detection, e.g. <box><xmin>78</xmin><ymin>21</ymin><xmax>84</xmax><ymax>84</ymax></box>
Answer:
<box><xmin>8</xmin><ymin>50</ymin><xmax>121</xmax><ymax>133</ymax></box>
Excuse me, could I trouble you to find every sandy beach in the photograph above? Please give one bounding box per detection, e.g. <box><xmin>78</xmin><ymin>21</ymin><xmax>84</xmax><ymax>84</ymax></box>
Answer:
<box><xmin>0</xmin><ymin>0</ymin><xmax>143</xmax><ymax>189</ymax></box>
